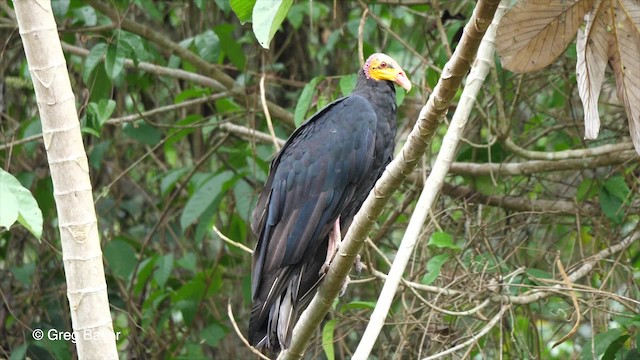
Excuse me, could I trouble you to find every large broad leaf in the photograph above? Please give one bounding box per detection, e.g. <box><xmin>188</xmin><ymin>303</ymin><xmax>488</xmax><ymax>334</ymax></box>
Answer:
<box><xmin>154</xmin><ymin>253</ymin><xmax>174</xmax><ymax>288</ymax></box>
<box><xmin>599</xmin><ymin>187</ymin><xmax>624</xmax><ymax>223</ymax></box>
<box><xmin>104</xmin><ymin>239</ymin><xmax>137</xmax><ymax>280</ymax></box>
<box><xmin>421</xmin><ymin>254</ymin><xmax>450</xmax><ymax>285</ymax></box>
<box><xmin>180</xmin><ymin>171</ymin><xmax>233</xmax><ymax>230</ymax></box>
<box><xmin>294</xmin><ymin>76</ymin><xmax>323</xmax><ymax>127</ymax></box>
<box><xmin>214</xmin><ymin>24</ymin><xmax>246</xmax><ymax>69</ymax></box>
<box><xmin>322</xmin><ymin>319</ymin><xmax>336</xmax><ymax>360</ymax></box>
<box><xmin>201</xmin><ymin>323</ymin><xmax>226</xmax><ymax>347</ymax></box>
<box><xmin>496</xmin><ymin>0</ymin><xmax>594</xmax><ymax>73</ymax></box>
<box><xmin>105</xmin><ymin>41</ymin><xmax>127</xmax><ymax>80</ymax></box>
<box><xmin>576</xmin><ymin>4</ymin><xmax>610</xmax><ymax>140</ymax></box>
<box><xmin>427</xmin><ymin>231</ymin><xmax>461</xmax><ymax>250</ymax></box>
<box><xmin>603</xmin><ymin>175</ymin><xmax>631</xmax><ymax>202</ymax></box>
<box><xmin>230</xmin><ymin>0</ymin><xmax>256</xmax><ymax>24</ymax></box>
<box><xmin>83</xmin><ymin>43</ymin><xmax>107</xmax><ymax>83</ymax></box>
<box><xmin>580</xmin><ymin>328</ymin><xmax>625</xmax><ymax>360</ymax></box>
<box><xmin>0</xmin><ymin>168</ymin><xmax>43</xmax><ymax>239</ymax></box>
<box><xmin>252</xmin><ymin>0</ymin><xmax>293</xmax><ymax>49</ymax></box>
<box><xmin>609</xmin><ymin>0</ymin><xmax>640</xmax><ymax>154</ymax></box>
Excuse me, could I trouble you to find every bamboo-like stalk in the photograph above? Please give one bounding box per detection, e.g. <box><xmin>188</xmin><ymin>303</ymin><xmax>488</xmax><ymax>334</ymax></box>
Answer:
<box><xmin>13</xmin><ymin>1</ymin><xmax>118</xmax><ymax>358</ymax></box>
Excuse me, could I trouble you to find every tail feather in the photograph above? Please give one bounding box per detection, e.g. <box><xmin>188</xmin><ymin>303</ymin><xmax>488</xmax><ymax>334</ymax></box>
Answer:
<box><xmin>248</xmin><ymin>246</ymin><xmax>327</xmax><ymax>353</ymax></box>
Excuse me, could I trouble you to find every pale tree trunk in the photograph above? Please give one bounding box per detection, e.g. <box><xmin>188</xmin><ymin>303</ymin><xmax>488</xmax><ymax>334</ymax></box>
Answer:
<box><xmin>13</xmin><ymin>1</ymin><xmax>118</xmax><ymax>359</ymax></box>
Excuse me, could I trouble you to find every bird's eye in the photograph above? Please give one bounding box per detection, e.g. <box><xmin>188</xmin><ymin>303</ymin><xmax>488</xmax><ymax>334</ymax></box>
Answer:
<box><xmin>379</xmin><ymin>62</ymin><xmax>387</xmax><ymax>68</ymax></box>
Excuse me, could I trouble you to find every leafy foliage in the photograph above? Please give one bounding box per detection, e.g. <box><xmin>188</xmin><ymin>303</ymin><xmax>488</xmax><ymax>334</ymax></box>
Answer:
<box><xmin>0</xmin><ymin>1</ymin><xmax>638</xmax><ymax>359</ymax></box>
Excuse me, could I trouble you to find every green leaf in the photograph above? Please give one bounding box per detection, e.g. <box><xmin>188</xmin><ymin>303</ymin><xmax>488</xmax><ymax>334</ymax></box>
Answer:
<box><xmin>322</xmin><ymin>319</ymin><xmax>337</xmax><ymax>360</ymax></box>
<box><xmin>194</xmin><ymin>30</ymin><xmax>220</xmax><ymax>63</ymax></box>
<box><xmin>230</xmin><ymin>0</ymin><xmax>256</xmax><ymax>24</ymax></box>
<box><xmin>428</xmin><ymin>231</ymin><xmax>461</xmax><ymax>250</ymax></box>
<box><xmin>287</xmin><ymin>4</ymin><xmax>304</xmax><ymax>29</ymax></box>
<box><xmin>201</xmin><ymin>323</ymin><xmax>226</xmax><ymax>347</ymax></box>
<box><xmin>73</xmin><ymin>6</ymin><xmax>97</xmax><ymax>26</ymax></box>
<box><xmin>421</xmin><ymin>254</ymin><xmax>449</xmax><ymax>285</ymax></box>
<box><xmin>9</xmin><ymin>344</ymin><xmax>27</xmax><ymax>360</ymax></box>
<box><xmin>396</xmin><ymin>86</ymin><xmax>405</xmax><ymax>106</ymax></box>
<box><xmin>51</xmin><ymin>0</ymin><xmax>70</xmax><ymax>18</ymax></box>
<box><xmin>83</xmin><ymin>43</ymin><xmax>107</xmax><ymax>83</ymax></box>
<box><xmin>343</xmin><ymin>301</ymin><xmax>376</xmax><ymax>310</ymax></box>
<box><xmin>177</xmin><ymin>253</ymin><xmax>197</xmax><ymax>273</ymax></box>
<box><xmin>105</xmin><ymin>42</ymin><xmax>126</xmax><ymax>80</ymax></box>
<box><xmin>11</xmin><ymin>262</ymin><xmax>36</xmax><ymax>286</ymax></box>
<box><xmin>154</xmin><ymin>254</ymin><xmax>174</xmax><ymax>288</ymax></box>
<box><xmin>175</xmin><ymin>88</ymin><xmax>210</xmax><ymax>103</ymax></box>
<box><xmin>603</xmin><ymin>175</ymin><xmax>630</xmax><ymax>202</ymax></box>
<box><xmin>88</xmin><ymin>66</ymin><xmax>112</xmax><ymax>102</ymax></box>
<box><xmin>600</xmin><ymin>187</ymin><xmax>624</xmax><ymax>223</ymax></box>
<box><xmin>525</xmin><ymin>268</ymin><xmax>553</xmax><ymax>280</ymax></box>
<box><xmin>180</xmin><ymin>172</ymin><xmax>234</xmax><ymax>230</ymax></box>
<box><xmin>580</xmin><ymin>328</ymin><xmax>625</xmax><ymax>360</ymax></box>
<box><xmin>0</xmin><ymin>168</ymin><xmax>43</xmax><ymax>239</ymax></box>
<box><xmin>88</xmin><ymin>99</ymin><xmax>116</xmax><ymax>127</ymax></box>
<box><xmin>214</xmin><ymin>24</ymin><xmax>246</xmax><ymax>69</ymax></box>
<box><xmin>0</xmin><ymin>182</ymin><xmax>18</xmax><ymax>229</ymax></box>
<box><xmin>294</xmin><ymin>76</ymin><xmax>323</xmax><ymax>127</ymax></box>
<box><xmin>602</xmin><ymin>334</ymin><xmax>630</xmax><ymax>360</ymax></box>
<box><xmin>160</xmin><ymin>167</ymin><xmax>191</xmax><ymax>197</ymax></box>
<box><xmin>123</xmin><ymin>122</ymin><xmax>162</xmax><ymax>145</ymax></box>
<box><xmin>117</xmin><ymin>31</ymin><xmax>146</xmax><ymax>65</ymax></box>
<box><xmin>339</xmin><ymin>74</ymin><xmax>357</xmax><ymax>96</ymax></box>
<box><xmin>215</xmin><ymin>98</ymin><xmax>242</xmax><ymax>113</ymax></box>
<box><xmin>104</xmin><ymin>239</ymin><xmax>137</xmax><ymax>280</ymax></box>
<box><xmin>89</xmin><ymin>140</ymin><xmax>111</xmax><ymax>170</ymax></box>
<box><xmin>576</xmin><ymin>178</ymin><xmax>599</xmax><ymax>201</ymax></box>
<box><xmin>252</xmin><ymin>0</ymin><xmax>293</xmax><ymax>49</ymax></box>
<box><xmin>81</xmin><ymin>126</ymin><xmax>101</xmax><ymax>138</ymax></box>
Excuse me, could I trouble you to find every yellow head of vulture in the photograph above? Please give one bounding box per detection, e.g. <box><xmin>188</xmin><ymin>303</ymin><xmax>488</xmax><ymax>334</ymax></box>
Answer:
<box><xmin>363</xmin><ymin>53</ymin><xmax>412</xmax><ymax>92</ymax></box>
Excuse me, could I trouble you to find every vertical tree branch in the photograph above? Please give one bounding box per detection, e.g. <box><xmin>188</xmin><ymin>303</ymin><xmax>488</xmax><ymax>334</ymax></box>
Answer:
<box><xmin>278</xmin><ymin>1</ymin><xmax>502</xmax><ymax>358</ymax></box>
<box><xmin>13</xmin><ymin>1</ymin><xmax>118</xmax><ymax>358</ymax></box>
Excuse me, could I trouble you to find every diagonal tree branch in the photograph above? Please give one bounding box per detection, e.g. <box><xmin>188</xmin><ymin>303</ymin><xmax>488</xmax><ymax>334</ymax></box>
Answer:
<box><xmin>278</xmin><ymin>1</ymin><xmax>502</xmax><ymax>358</ymax></box>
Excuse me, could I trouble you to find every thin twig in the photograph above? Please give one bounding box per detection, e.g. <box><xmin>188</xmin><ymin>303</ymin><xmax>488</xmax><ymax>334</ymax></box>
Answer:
<box><xmin>358</xmin><ymin>7</ymin><xmax>368</xmax><ymax>67</ymax></box>
<box><xmin>213</xmin><ymin>226</ymin><xmax>253</xmax><ymax>254</ymax></box>
<box><xmin>106</xmin><ymin>93</ymin><xmax>231</xmax><ymax>125</ymax></box>
<box><xmin>227</xmin><ymin>301</ymin><xmax>272</xmax><ymax>360</ymax></box>
<box><xmin>260</xmin><ymin>73</ymin><xmax>281</xmax><ymax>151</ymax></box>
<box><xmin>551</xmin><ymin>256</ymin><xmax>581</xmax><ymax>348</ymax></box>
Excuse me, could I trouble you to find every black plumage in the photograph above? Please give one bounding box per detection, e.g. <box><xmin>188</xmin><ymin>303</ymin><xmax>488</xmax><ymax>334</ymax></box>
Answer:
<box><xmin>249</xmin><ymin>53</ymin><xmax>411</xmax><ymax>353</ymax></box>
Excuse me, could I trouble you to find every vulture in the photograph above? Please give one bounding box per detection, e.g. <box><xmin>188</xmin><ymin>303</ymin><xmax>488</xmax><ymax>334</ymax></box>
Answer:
<box><xmin>249</xmin><ymin>53</ymin><xmax>411</xmax><ymax>353</ymax></box>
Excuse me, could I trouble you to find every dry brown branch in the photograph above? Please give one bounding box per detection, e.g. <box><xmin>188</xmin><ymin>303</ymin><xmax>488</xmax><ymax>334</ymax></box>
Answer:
<box><xmin>551</xmin><ymin>256</ymin><xmax>581</xmax><ymax>348</ymax></box>
<box><xmin>449</xmin><ymin>150</ymin><xmax>638</xmax><ymax>175</ymax></box>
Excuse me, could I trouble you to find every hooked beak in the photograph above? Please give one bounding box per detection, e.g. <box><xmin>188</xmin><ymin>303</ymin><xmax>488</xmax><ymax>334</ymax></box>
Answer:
<box><xmin>395</xmin><ymin>71</ymin><xmax>412</xmax><ymax>92</ymax></box>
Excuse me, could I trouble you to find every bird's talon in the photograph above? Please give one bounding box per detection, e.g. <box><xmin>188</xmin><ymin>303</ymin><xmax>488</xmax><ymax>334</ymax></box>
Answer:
<box><xmin>320</xmin><ymin>262</ymin><xmax>330</xmax><ymax>275</ymax></box>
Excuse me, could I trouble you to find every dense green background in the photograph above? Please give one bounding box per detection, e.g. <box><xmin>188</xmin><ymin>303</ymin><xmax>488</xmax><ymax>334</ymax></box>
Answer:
<box><xmin>1</xmin><ymin>1</ymin><xmax>638</xmax><ymax>359</ymax></box>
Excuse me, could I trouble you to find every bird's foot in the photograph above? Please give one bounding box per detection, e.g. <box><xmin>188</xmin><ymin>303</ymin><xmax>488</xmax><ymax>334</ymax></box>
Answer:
<box><xmin>320</xmin><ymin>261</ymin><xmax>330</xmax><ymax>275</ymax></box>
<box><xmin>320</xmin><ymin>217</ymin><xmax>342</xmax><ymax>275</ymax></box>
